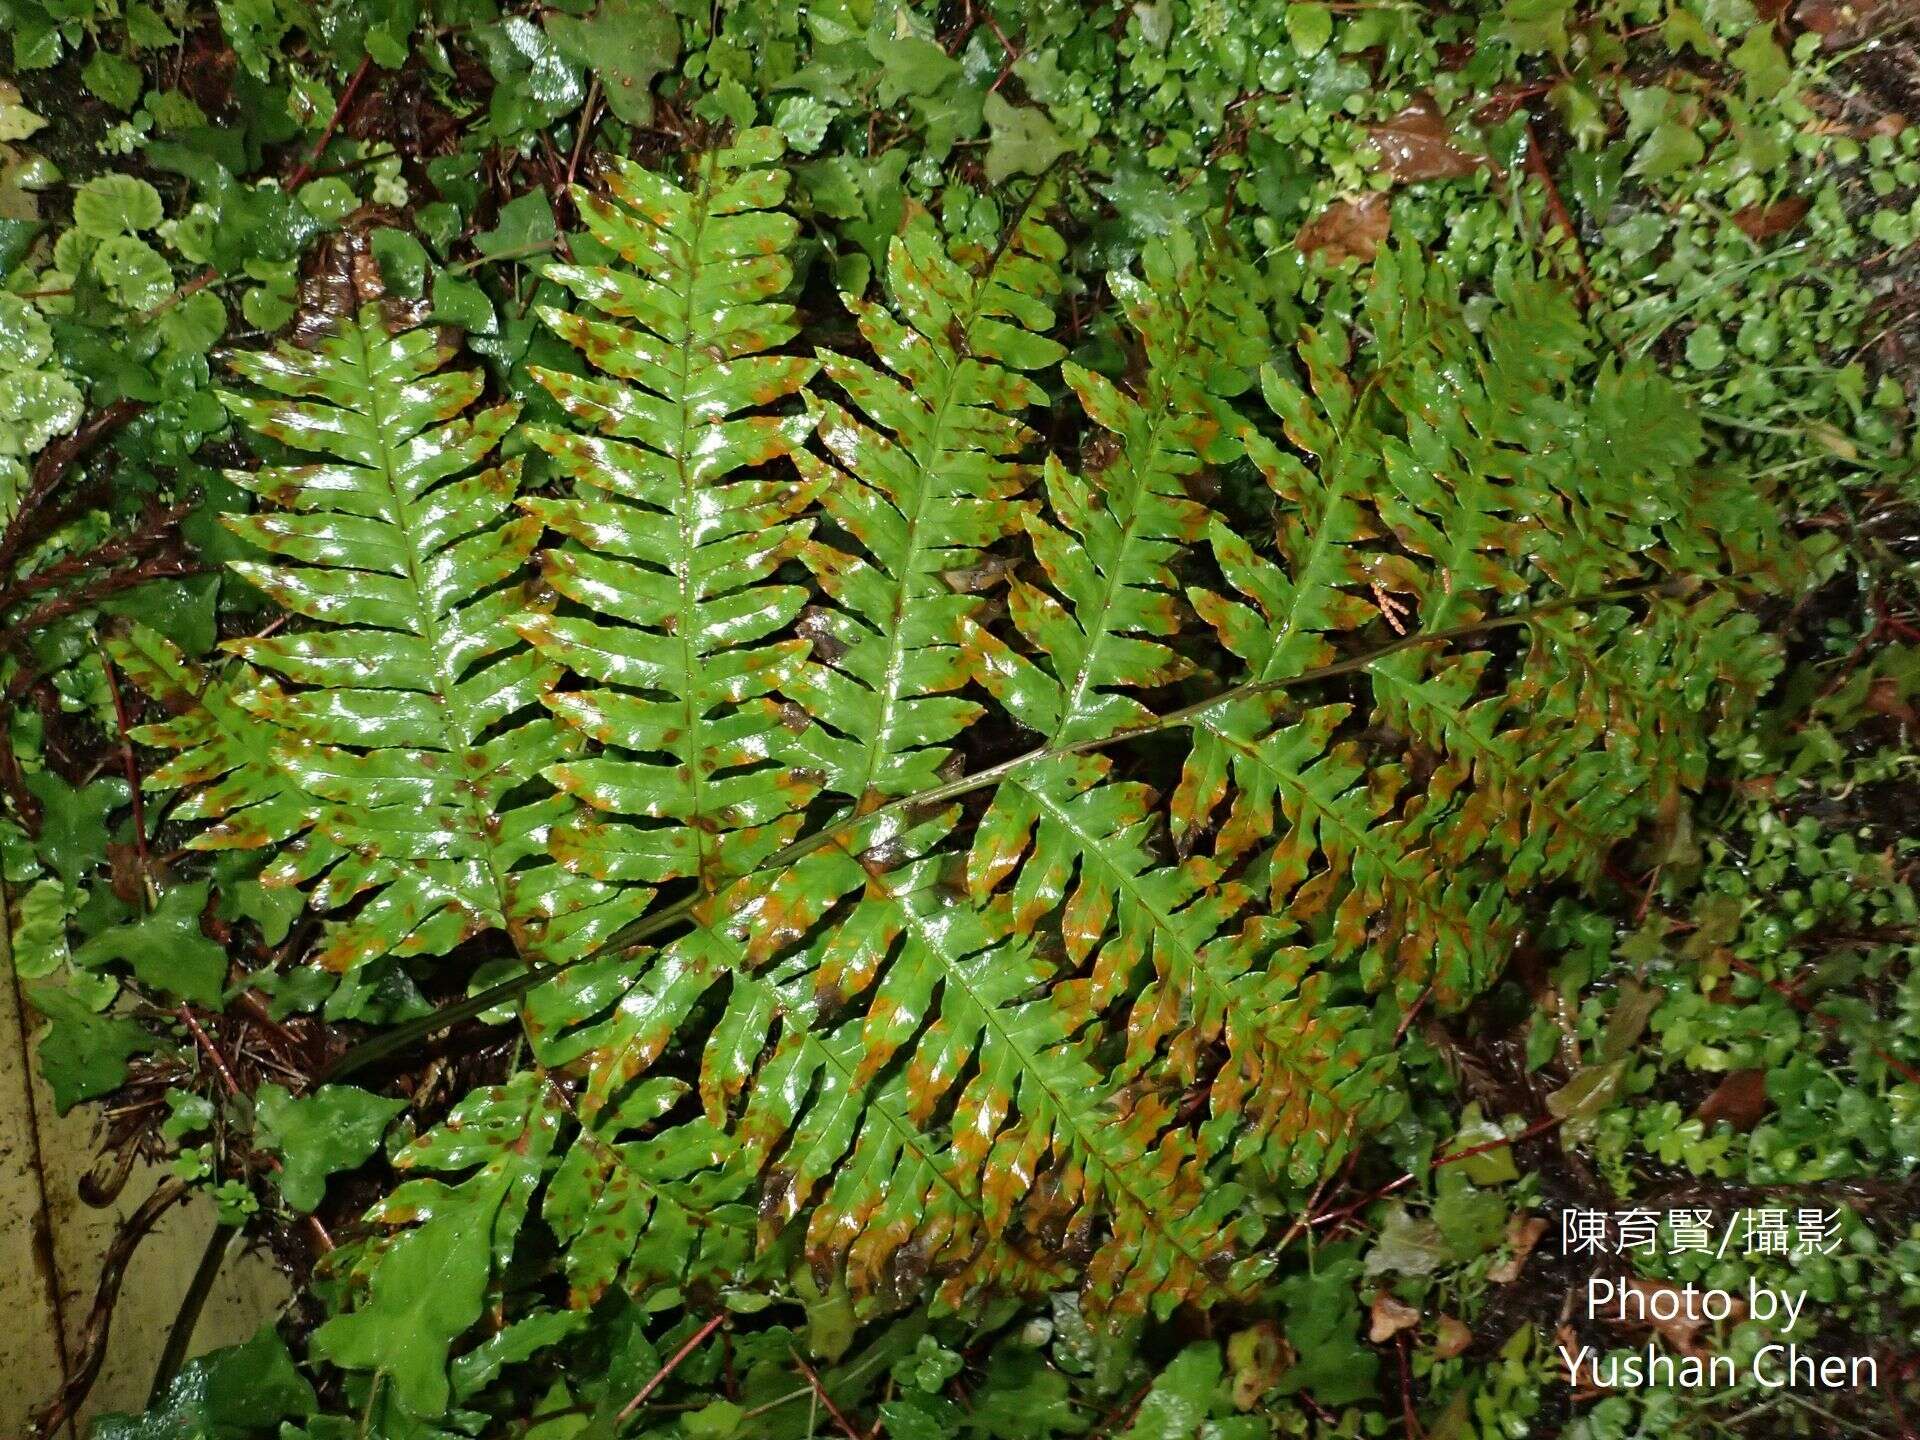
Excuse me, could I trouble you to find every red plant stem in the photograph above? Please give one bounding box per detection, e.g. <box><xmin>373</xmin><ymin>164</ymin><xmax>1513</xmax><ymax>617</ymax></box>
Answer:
<box><xmin>1398</xmin><ymin>1334</ymin><xmax>1423</xmax><ymax>1440</ymax></box>
<box><xmin>288</xmin><ymin>55</ymin><xmax>373</xmax><ymax>191</ymax></box>
<box><xmin>567</xmin><ymin>77</ymin><xmax>599</xmax><ymax>196</ymax></box>
<box><xmin>179</xmin><ymin>1004</ymin><xmax>335</xmax><ymax>1253</ymax></box>
<box><xmin>617</xmin><ymin>1313</ymin><xmax>726</xmax><ymax>1423</ymax></box>
<box><xmin>0</xmin><ymin>399</ymin><xmax>145</xmax><ymax>579</ymax></box>
<box><xmin>95</xmin><ymin>639</ymin><xmax>150</xmax><ymax>886</ymax></box>
<box><xmin>789</xmin><ymin>1348</ymin><xmax>863</xmax><ymax>1440</ymax></box>
<box><xmin>1523</xmin><ymin>117</ymin><xmax>1591</xmax><ymax>299</ymax></box>
<box><xmin>1311</xmin><ymin>1113</ymin><xmax>1567</xmax><ymax>1229</ymax></box>
<box><xmin>178</xmin><ymin>1005</ymin><xmax>244</xmax><ymax>1099</ymax></box>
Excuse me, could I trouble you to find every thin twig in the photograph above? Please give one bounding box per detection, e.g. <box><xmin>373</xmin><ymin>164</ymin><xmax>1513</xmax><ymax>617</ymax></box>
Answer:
<box><xmin>1522</xmin><ymin>117</ymin><xmax>1592</xmax><ymax>304</ymax></box>
<box><xmin>1310</xmin><ymin>1113</ymin><xmax>1567</xmax><ymax>1230</ymax></box>
<box><xmin>616</xmin><ymin>1313</ymin><xmax>726</xmax><ymax>1425</ymax></box>
<box><xmin>567</xmin><ymin>76</ymin><xmax>600</xmax><ymax>197</ymax></box>
<box><xmin>178</xmin><ymin>1005</ymin><xmax>244</xmax><ymax>1099</ymax></box>
<box><xmin>30</xmin><ymin>1178</ymin><xmax>191</xmax><ymax>1437</ymax></box>
<box><xmin>788</xmin><ymin>1348</ymin><xmax>864</xmax><ymax>1440</ymax></box>
<box><xmin>288</xmin><ymin>54</ymin><xmax>374</xmax><ymax>191</ymax></box>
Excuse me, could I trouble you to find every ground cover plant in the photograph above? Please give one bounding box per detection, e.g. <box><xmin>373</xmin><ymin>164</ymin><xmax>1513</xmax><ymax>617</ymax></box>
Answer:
<box><xmin>2</xmin><ymin>0</ymin><xmax>1918</xmax><ymax>1436</ymax></box>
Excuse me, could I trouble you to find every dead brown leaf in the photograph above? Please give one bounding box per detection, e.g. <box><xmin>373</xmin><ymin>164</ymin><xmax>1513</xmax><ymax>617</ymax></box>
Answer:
<box><xmin>1696</xmin><ymin>1068</ymin><xmax>1770</xmax><ymax>1131</ymax></box>
<box><xmin>1606</xmin><ymin>1279</ymin><xmax>1747</xmax><ymax>1357</ymax></box>
<box><xmin>1795</xmin><ymin>0</ymin><xmax>1890</xmax><ymax>46</ymax></box>
<box><xmin>1731</xmin><ymin>197</ymin><xmax>1810</xmax><ymax>242</ymax></box>
<box><xmin>1488</xmin><ymin>1213</ymin><xmax>1548</xmax><ymax>1284</ymax></box>
<box><xmin>1227</xmin><ymin>1321</ymin><xmax>1293</xmax><ymax>1411</ymax></box>
<box><xmin>1296</xmin><ymin>192</ymin><xmax>1391</xmax><ymax>264</ymax></box>
<box><xmin>1434</xmin><ymin>1315</ymin><xmax>1473</xmax><ymax>1360</ymax></box>
<box><xmin>1369</xmin><ymin>1293</ymin><xmax>1421</xmax><ymax>1343</ymax></box>
<box><xmin>1867</xmin><ymin>676</ymin><xmax>1918</xmax><ymax>726</ymax></box>
<box><xmin>1369</xmin><ymin>94</ymin><xmax>1483</xmax><ymax>182</ymax></box>
<box><xmin>106</xmin><ymin>840</ymin><xmax>147</xmax><ymax>906</ymax></box>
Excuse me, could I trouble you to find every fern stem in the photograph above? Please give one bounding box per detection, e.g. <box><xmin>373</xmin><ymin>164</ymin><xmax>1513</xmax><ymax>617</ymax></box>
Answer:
<box><xmin>322</xmin><ymin>577</ymin><xmax>1669</xmax><ymax>1080</ymax></box>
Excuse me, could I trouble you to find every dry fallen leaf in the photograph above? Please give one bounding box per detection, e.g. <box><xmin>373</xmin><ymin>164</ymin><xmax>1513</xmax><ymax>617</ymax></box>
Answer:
<box><xmin>1434</xmin><ymin>1315</ymin><xmax>1474</xmax><ymax>1360</ymax></box>
<box><xmin>1296</xmin><ymin>192</ymin><xmax>1391</xmax><ymax>264</ymax></box>
<box><xmin>1731</xmin><ymin>197</ymin><xmax>1810</xmax><ymax>242</ymax></box>
<box><xmin>1695</xmin><ymin>1068</ymin><xmax>1770</xmax><ymax>1131</ymax></box>
<box><xmin>1228</xmin><ymin>1321</ymin><xmax>1293</xmax><ymax>1411</ymax></box>
<box><xmin>1488</xmin><ymin>1213</ymin><xmax>1548</xmax><ymax>1284</ymax></box>
<box><xmin>1369</xmin><ymin>1293</ymin><xmax>1421</xmax><ymax>1343</ymax></box>
<box><xmin>1867</xmin><ymin>676</ymin><xmax>1919</xmax><ymax>726</ymax></box>
<box><xmin>1795</xmin><ymin>0</ymin><xmax>1889</xmax><ymax>46</ymax></box>
<box><xmin>1605</xmin><ymin>1279</ymin><xmax>1747</xmax><ymax>1357</ymax></box>
<box><xmin>1369</xmin><ymin>94</ymin><xmax>1483</xmax><ymax>182</ymax></box>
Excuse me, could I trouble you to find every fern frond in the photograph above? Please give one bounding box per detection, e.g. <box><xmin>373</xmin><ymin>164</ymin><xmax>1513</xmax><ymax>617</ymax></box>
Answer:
<box><xmin>106</xmin><ymin>623</ymin><xmax>319</xmax><ymax>853</ymax></box>
<box><xmin>1175</xmin><ymin>248</ymin><xmax>1782</xmax><ymax>1005</ymax></box>
<box><xmin>521</xmin><ymin>127</ymin><xmax>821</xmax><ymax>893</ymax></box>
<box><xmin>788</xmin><ymin>198</ymin><xmax>1066</xmax><ymax>803</ymax></box>
<box><xmin>983</xmin><ymin>229</ymin><xmax>1266</xmax><ymax>743</ymax></box>
<box><xmin>955</xmin><ymin>232</ymin><xmax>1391</xmax><ymax>1183</ymax></box>
<box><xmin>217</xmin><ymin>307</ymin><xmax>645</xmax><ymax>970</ymax></box>
<box><xmin>722</xmin><ymin>815</ymin><xmax>1254</xmax><ymax>1313</ymax></box>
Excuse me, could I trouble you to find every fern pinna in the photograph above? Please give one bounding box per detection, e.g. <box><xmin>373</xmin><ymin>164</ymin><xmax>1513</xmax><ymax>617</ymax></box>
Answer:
<box><xmin>117</xmin><ymin>132</ymin><xmax>1783</xmax><ymax>1417</ymax></box>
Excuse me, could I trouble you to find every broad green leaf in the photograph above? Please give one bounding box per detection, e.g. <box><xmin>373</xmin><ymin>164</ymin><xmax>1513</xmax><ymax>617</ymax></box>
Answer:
<box><xmin>310</xmin><ymin>1074</ymin><xmax>561</xmax><ymax>1417</ymax></box>
<box><xmin>94</xmin><ymin>234</ymin><xmax>176</xmax><ymax>310</ymax></box>
<box><xmin>82</xmin><ymin>50</ymin><xmax>144</xmax><ymax>111</ymax></box>
<box><xmin>983</xmin><ymin>93</ymin><xmax>1069</xmax><ymax>186</ymax></box>
<box><xmin>256</xmin><ymin>1082</ymin><xmax>408</xmax><ymax>1211</ymax></box>
<box><xmin>1118</xmin><ymin>1343</ymin><xmax>1221</xmax><ymax>1440</ymax></box>
<box><xmin>24</xmin><ymin>772</ymin><xmax>128</xmax><ymax>886</ymax></box>
<box><xmin>74</xmin><ymin>880</ymin><xmax>228</xmax><ymax>1007</ymax></box>
<box><xmin>92</xmin><ymin>1326</ymin><xmax>315</xmax><ymax>1440</ymax></box>
<box><xmin>545</xmin><ymin>0</ymin><xmax>679</xmax><ymax>127</ymax></box>
<box><xmin>30</xmin><ymin>985</ymin><xmax>155</xmax><ymax>1113</ymax></box>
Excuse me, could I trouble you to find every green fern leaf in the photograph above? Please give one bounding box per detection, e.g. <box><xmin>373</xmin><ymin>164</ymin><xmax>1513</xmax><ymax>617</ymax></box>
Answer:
<box><xmin>217</xmin><ymin>306</ymin><xmax>645</xmax><ymax>971</ymax></box>
<box><xmin>955</xmin><ymin>231</ymin><xmax>1390</xmax><ymax>1184</ymax></box>
<box><xmin>787</xmin><ymin>196</ymin><xmax>1066</xmax><ymax>803</ymax></box>
<box><xmin>105</xmin><ymin>622</ymin><xmax>319</xmax><ymax>853</ymax></box>
<box><xmin>522</xmin><ymin>127</ymin><xmax>821</xmax><ymax>893</ymax></box>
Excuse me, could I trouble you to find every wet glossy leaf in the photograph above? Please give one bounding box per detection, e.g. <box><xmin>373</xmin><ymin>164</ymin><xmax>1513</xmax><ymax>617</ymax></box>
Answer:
<box><xmin>525</xmin><ymin>128</ymin><xmax>821</xmax><ymax>891</ymax></box>
<box><xmin>74</xmin><ymin>880</ymin><xmax>228</xmax><ymax>1006</ymax></box>
<box><xmin>24</xmin><ymin>771</ymin><xmax>129</xmax><ymax>886</ymax></box>
<box><xmin>256</xmin><ymin>1082</ymin><xmax>408</xmax><ymax>1211</ymax></box>
<box><xmin>310</xmin><ymin>1073</ymin><xmax>562</xmax><ymax>1417</ymax></box>
<box><xmin>94</xmin><ymin>234</ymin><xmax>176</xmax><ymax>309</ymax></box>
<box><xmin>73</xmin><ymin>173</ymin><xmax>164</xmax><ymax>237</ymax></box>
<box><xmin>1294</xmin><ymin>193</ymin><xmax>1389</xmax><ymax>263</ymax></box>
<box><xmin>29</xmin><ymin>985</ymin><xmax>156</xmax><ymax>1113</ymax></box>
<box><xmin>983</xmin><ymin>92</ymin><xmax>1070</xmax><ymax>186</ymax></box>
<box><xmin>217</xmin><ymin>302</ymin><xmax>645</xmax><ymax>972</ymax></box>
<box><xmin>1368</xmin><ymin>95</ymin><xmax>1482</xmax><ymax>182</ymax></box>
<box><xmin>546</xmin><ymin>0</ymin><xmax>679</xmax><ymax>127</ymax></box>
<box><xmin>92</xmin><ymin>1327</ymin><xmax>315</xmax><ymax>1440</ymax></box>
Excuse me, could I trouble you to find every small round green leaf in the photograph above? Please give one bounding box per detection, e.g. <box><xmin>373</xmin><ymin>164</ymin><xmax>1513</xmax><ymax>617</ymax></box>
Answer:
<box><xmin>93</xmin><ymin>234</ymin><xmax>175</xmax><ymax>309</ymax></box>
<box><xmin>73</xmin><ymin>173</ymin><xmax>164</xmax><ymax>238</ymax></box>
